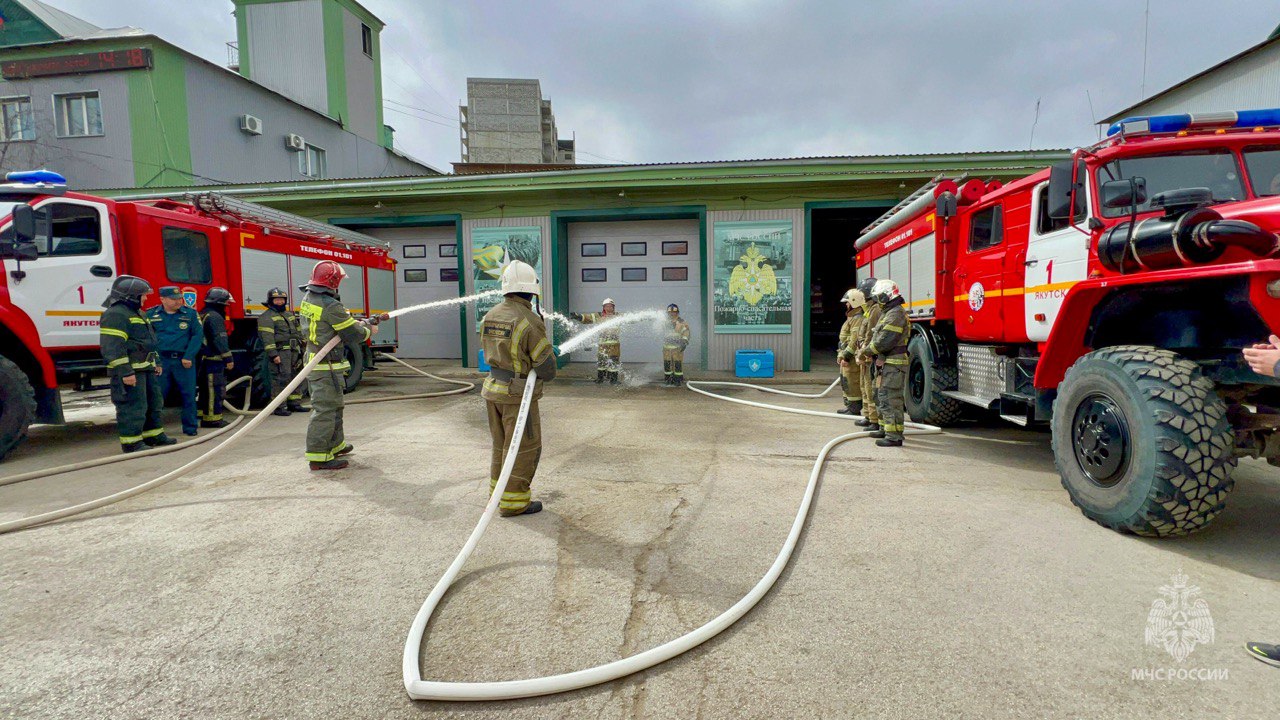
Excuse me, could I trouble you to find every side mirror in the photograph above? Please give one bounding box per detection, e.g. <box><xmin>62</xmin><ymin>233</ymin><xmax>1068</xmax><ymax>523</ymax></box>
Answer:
<box><xmin>11</xmin><ymin>204</ymin><xmax>35</xmax><ymax>245</ymax></box>
<box><xmin>1101</xmin><ymin>177</ymin><xmax>1148</xmax><ymax>210</ymax></box>
<box><xmin>14</xmin><ymin>241</ymin><xmax>37</xmax><ymax>261</ymax></box>
<box><xmin>935</xmin><ymin>192</ymin><xmax>957</xmax><ymax>219</ymax></box>
<box><xmin>1047</xmin><ymin>161</ymin><xmax>1088</xmax><ymax>220</ymax></box>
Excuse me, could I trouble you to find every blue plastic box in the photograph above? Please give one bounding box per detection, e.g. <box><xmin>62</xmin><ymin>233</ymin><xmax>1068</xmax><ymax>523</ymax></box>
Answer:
<box><xmin>735</xmin><ymin>349</ymin><xmax>775</xmax><ymax>378</ymax></box>
<box><xmin>478</xmin><ymin>349</ymin><xmax>491</xmax><ymax>372</ymax></box>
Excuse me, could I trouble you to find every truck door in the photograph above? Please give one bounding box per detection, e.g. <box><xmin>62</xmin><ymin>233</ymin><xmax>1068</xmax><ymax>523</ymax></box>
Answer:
<box><xmin>3</xmin><ymin>197</ymin><xmax>116</xmax><ymax>348</ymax></box>
<box><xmin>954</xmin><ymin>202</ymin><xmax>1005</xmax><ymax>341</ymax></box>
<box><xmin>1024</xmin><ymin>182</ymin><xmax>1089</xmax><ymax>342</ymax></box>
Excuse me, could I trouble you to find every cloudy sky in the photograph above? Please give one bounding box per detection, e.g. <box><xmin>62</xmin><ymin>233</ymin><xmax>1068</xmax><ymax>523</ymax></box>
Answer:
<box><xmin>51</xmin><ymin>0</ymin><xmax>1280</xmax><ymax>170</ymax></box>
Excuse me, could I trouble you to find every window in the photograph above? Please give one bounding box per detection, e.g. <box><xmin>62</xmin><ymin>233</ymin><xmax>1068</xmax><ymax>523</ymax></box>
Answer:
<box><xmin>621</xmin><ymin>241</ymin><xmax>647</xmax><ymax>256</ymax></box>
<box><xmin>621</xmin><ymin>267</ymin><xmax>647</xmax><ymax>282</ymax></box>
<box><xmin>580</xmin><ymin>243</ymin><xmax>606</xmax><ymax>257</ymax></box>
<box><xmin>581</xmin><ymin>268</ymin><xmax>606</xmax><ymax>282</ymax></box>
<box><xmin>0</xmin><ymin>96</ymin><xmax>33</xmax><ymax>141</ymax></box>
<box><xmin>441</xmin><ymin>267</ymin><xmax>459</xmax><ymax>282</ymax></box>
<box><xmin>54</xmin><ymin>91</ymin><xmax>103</xmax><ymax>137</ymax></box>
<box><xmin>403</xmin><ymin>269</ymin><xmax>428</xmax><ymax>282</ymax></box>
<box><xmin>1035</xmin><ymin>186</ymin><xmax>1071</xmax><ymax>235</ymax></box>
<box><xmin>0</xmin><ymin>203</ymin><xmax>104</xmax><ymax>257</ymax></box>
<box><xmin>662</xmin><ymin>241</ymin><xmax>688</xmax><ymax>255</ymax></box>
<box><xmin>162</xmin><ymin>227</ymin><xmax>213</xmax><ymax>283</ymax></box>
<box><xmin>968</xmin><ymin>205</ymin><xmax>1003</xmax><ymax>252</ymax></box>
<box><xmin>1097</xmin><ymin>149</ymin><xmax>1245</xmax><ymax>216</ymax></box>
<box><xmin>403</xmin><ymin>244</ymin><xmax>426</xmax><ymax>258</ymax></box>
<box><xmin>361</xmin><ymin>23</ymin><xmax>373</xmax><ymax>57</ymax></box>
<box><xmin>662</xmin><ymin>267</ymin><xmax>688</xmax><ymax>281</ymax></box>
<box><xmin>1243</xmin><ymin>145</ymin><xmax>1280</xmax><ymax>197</ymax></box>
<box><xmin>439</xmin><ymin>243</ymin><xmax>457</xmax><ymax>257</ymax></box>
<box><xmin>298</xmin><ymin>143</ymin><xmax>327</xmax><ymax>178</ymax></box>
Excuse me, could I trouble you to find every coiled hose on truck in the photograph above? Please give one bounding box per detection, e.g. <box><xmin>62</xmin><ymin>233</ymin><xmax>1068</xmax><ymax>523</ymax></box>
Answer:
<box><xmin>401</xmin><ymin>373</ymin><xmax>941</xmax><ymax>701</ymax></box>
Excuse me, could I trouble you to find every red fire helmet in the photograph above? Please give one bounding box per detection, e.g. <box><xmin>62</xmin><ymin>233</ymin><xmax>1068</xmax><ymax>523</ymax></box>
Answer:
<box><xmin>310</xmin><ymin>260</ymin><xmax>347</xmax><ymax>289</ymax></box>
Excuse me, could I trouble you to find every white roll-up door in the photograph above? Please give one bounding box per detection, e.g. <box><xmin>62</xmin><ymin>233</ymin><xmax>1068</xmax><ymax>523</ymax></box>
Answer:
<box><xmin>367</xmin><ymin>226</ymin><xmax>461</xmax><ymax>359</ymax></box>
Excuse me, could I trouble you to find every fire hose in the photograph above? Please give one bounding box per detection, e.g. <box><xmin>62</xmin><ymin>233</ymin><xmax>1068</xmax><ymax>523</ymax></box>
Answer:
<box><xmin>401</xmin><ymin>372</ymin><xmax>941</xmax><ymax>701</ymax></box>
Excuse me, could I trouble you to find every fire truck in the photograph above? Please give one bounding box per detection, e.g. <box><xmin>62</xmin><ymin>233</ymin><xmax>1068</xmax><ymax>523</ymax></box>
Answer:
<box><xmin>855</xmin><ymin>108</ymin><xmax>1280</xmax><ymax>537</ymax></box>
<box><xmin>0</xmin><ymin>174</ymin><xmax>398</xmax><ymax>461</ymax></box>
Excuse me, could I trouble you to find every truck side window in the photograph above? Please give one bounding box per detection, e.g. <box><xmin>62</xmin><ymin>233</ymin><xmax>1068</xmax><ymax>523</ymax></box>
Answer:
<box><xmin>968</xmin><ymin>205</ymin><xmax>1003</xmax><ymax>252</ymax></box>
<box><xmin>1036</xmin><ymin>186</ymin><xmax>1068</xmax><ymax>234</ymax></box>
<box><xmin>163</xmin><ymin>226</ymin><xmax>213</xmax><ymax>283</ymax></box>
<box><xmin>0</xmin><ymin>203</ymin><xmax>102</xmax><ymax>256</ymax></box>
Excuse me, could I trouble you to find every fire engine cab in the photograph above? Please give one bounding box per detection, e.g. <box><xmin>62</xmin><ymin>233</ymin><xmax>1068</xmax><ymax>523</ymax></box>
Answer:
<box><xmin>0</xmin><ymin>173</ymin><xmax>397</xmax><ymax>461</ymax></box>
<box><xmin>856</xmin><ymin>108</ymin><xmax>1280</xmax><ymax>537</ymax></box>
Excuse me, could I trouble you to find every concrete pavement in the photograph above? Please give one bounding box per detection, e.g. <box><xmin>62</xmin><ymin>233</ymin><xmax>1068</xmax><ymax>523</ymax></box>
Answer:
<box><xmin>1</xmin><ymin>364</ymin><xmax>1278</xmax><ymax>718</ymax></box>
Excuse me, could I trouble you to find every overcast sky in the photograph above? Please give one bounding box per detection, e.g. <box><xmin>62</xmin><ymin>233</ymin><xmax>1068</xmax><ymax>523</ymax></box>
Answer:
<box><xmin>50</xmin><ymin>0</ymin><xmax>1280</xmax><ymax>171</ymax></box>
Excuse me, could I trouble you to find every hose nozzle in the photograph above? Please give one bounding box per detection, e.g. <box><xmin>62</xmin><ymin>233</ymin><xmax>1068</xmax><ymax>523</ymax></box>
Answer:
<box><xmin>368</xmin><ymin>313</ymin><xmax>392</xmax><ymax>325</ymax></box>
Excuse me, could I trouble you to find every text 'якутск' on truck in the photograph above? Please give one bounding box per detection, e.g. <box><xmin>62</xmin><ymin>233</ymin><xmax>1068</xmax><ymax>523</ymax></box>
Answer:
<box><xmin>856</xmin><ymin>108</ymin><xmax>1280</xmax><ymax>537</ymax></box>
<box><xmin>0</xmin><ymin>173</ymin><xmax>398</xmax><ymax>462</ymax></box>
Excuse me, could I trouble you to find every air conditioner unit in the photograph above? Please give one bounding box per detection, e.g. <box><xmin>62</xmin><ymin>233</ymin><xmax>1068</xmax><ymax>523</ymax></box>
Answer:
<box><xmin>285</xmin><ymin>133</ymin><xmax>306</xmax><ymax>151</ymax></box>
<box><xmin>238</xmin><ymin>114</ymin><xmax>263</xmax><ymax>135</ymax></box>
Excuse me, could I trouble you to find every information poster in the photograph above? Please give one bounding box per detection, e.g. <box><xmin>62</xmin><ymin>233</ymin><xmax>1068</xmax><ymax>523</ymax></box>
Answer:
<box><xmin>471</xmin><ymin>226</ymin><xmax>542</xmax><ymax>329</ymax></box>
<box><xmin>712</xmin><ymin>220</ymin><xmax>793</xmax><ymax>333</ymax></box>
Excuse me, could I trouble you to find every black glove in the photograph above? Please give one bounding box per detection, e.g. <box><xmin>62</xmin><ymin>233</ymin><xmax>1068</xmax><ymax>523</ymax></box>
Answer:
<box><xmin>570</xmin><ymin>312</ymin><xmax>583</xmax><ymax>321</ymax></box>
<box><xmin>679</xmin><ymin>339</ymin><xmax>689</xmax><ymax>351</ymax></box>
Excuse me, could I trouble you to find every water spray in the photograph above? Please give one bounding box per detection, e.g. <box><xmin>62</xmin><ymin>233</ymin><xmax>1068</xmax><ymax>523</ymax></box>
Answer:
<box><xmin>386</xmin><ymin>290</ymin><xmax>504</xmax><ymax>319</ymax></box>
<box><xmin>555</xmin><ymin>310</ymin><xmax>667</xmax><ymax>354</ymax></box>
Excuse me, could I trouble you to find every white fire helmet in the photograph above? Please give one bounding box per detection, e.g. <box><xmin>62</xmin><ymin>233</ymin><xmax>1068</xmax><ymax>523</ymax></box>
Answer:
<box><xmin>500</xmin><ymin>260</ymin><xmax>541</xmax><ymax>296</ymax></box>
<box><xmin>840</xmin><ymin>288</ymin><xmax>866</xmax><ymax>309</ymax></box>
<box><xmin>871</xmin><ymin>279</ymin><xmax>901</xmax><ymax>304</ymax></box>
<box><xmin>602</xmin><ymin>298</ymin><xmax>616</xmax><ymax>309</ymax></box>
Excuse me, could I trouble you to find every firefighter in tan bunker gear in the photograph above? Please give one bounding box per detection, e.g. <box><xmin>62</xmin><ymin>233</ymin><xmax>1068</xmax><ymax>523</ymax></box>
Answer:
<box><xmin>835</xmin><ymin>288</ymin><xmax>866</xmax><ymax>415</ymax></box>
<box><xmin>571</xmin><ymin>299</ymin><xmax>621</xmax><ymax>384</ymax></box>
<box><xmin>865</xmin><ymin>279</ymin><xmax>910</xmax><ymax>446</ymax></box>
<box><xmin>854</xmin><ymin>276</ymin><xmax>881</xmax><ymax>429</ymax></box>
<box><xmin>481</xmin><ymin>260</ymin><xmax>558</xmax><ymax>517</ymax></box>
<box><xmin>663</xmin><ymin>303</ymin><xmax>691</xmax><ymax>386</ymax></box>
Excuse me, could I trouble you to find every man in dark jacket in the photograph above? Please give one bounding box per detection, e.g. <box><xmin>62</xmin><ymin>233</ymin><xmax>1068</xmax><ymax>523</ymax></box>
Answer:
<box><xmin>147</xmin><ymin>286</ymin><xmax>202</xmax><ymax>436</ymax></box>
<box><xmin>198</xmin><ymin>287</ymin><xmax>236</xmax><ymax>428</ymax></box>
<box><xmin>100</xmin><ymin>276</ymin><xmax>176</xmax><ymax>452</ymax></box>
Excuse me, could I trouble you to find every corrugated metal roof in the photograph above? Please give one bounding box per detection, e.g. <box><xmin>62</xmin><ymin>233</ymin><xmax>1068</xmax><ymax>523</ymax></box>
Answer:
<box><xmin>16</xmin><ymin>0</ymin><xmax>103</xmax><ymax>39</ymax></box>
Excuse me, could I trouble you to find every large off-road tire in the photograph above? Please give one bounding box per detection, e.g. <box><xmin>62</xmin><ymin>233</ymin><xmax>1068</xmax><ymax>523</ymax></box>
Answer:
<box><xmin>0</xmin><ymin>356</ymin><xmax>37</xmax><ymax>462</ymax></box>
<box><xmin>904</xmin><ymin>333</ymin><xmax>963</xmax><ymax>426</ymax></box>
<box><xmin>342</xmin><ymin>340</ymin><xmax>364</xmax><ymax>393</ymax></box>
<box><xmin>1051</xmin><ymin>345</ymin><xmax>1235</xmax><ymax>537</ymax></box>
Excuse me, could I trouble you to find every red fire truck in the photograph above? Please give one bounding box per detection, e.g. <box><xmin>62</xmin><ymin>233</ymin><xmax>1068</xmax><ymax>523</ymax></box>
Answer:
<box><xmin>0</xmin><ymin>175</ymin><xmax>397</xmax><ymax>461</ymax></box>
<box><xmin>855</xmin><ymin>109</ymin><xmax>1280</xmax><ymax>537</ymax></box>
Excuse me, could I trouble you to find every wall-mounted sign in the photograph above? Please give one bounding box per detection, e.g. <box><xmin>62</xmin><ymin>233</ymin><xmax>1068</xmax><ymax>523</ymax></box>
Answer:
<box><xmin>713</xmin><ymin>220</ymin><xmax>793</xmax><ymax>334</ymax></box>
<box><xmin>2</xmin><ymin>49</ymin><xmax>153</xmax><ymax>79</ymax></box>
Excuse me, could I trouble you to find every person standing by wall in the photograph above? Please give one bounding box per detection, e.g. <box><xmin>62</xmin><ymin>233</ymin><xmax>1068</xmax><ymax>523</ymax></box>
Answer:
<box><xmin>258</xmin><ymin>287</ymin><xmax>306</xmax><ymax>415</ymax></box>
<box><xmin>835</xmin><ymin>288</ymin><xmax>866</xmax><ymax>415</ymax></box>
<box><xmin>854</xmin><ymin>276</ymin><xmax>882</xmax><ymax>430</ymax></box>
<box><xmin>662</xmin><ymin>303</ymin><xmax>691</xmax><ymax>386</ymax></box>
<box><xmin>147</xmin><ymin>286</ymin><xmax>202</xmax><ymax>436</ymax></box>
<box><xmin>298</xmin><ymin>261</ymin><xmax>377</xmax><ymax>471</ymax></box>
<box><xmin>480</xmin><ymin>260</ymin><xmax>557</xmax><ymax>516</ymax></box>
<box><xmin>100</xmin><ymin>276</ymin><xmax>176</xmax><ymax>453</ymax></box>
<box><xmin>198</xmin><ymin>288</ymin><xmax>236</xmax><ymax>429</ymax></box>
<box><xmin>571</xmin><ymin>298</ymin><xmax>621</xmax><ymax>384</ymax></box>
<box><xmin>864</xmin><ymin>279</ymin><xmax>910</xmax><ymax>447</ymax></box>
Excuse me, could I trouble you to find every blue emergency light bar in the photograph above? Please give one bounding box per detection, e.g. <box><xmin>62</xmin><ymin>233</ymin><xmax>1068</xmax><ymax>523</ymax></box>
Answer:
<box><xmin>5</xmin><ymin>169</ymin><xmax>67</xmax><ymax>185</ymax></box>
<box><xmin>1107</xmin><ymin>108</ymin><xmax>1280</xmax><ymax>137</ymax></box>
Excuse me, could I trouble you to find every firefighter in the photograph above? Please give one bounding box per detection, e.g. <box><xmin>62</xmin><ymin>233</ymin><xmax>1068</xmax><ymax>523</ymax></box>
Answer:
<box><xmin>662</xmin><ymin>303</ymin><xmax>691</xmax><ymax>386</ymax></box>
<box><xmin>258</xmin><ymin>287</ymin><xmax>306</xmax><ymax>416</ymax></box>
<box><xmin>299</xmin><ymin>260</ymin><xmax>378</xmax><ymax>471</ymax></box>
<box><xmin>147</xmin><ymin>286</ymin><xmax>202</xmax><ymax>436</ymax></box>
<box><xmin>865</xmin><ymin>279</ymin><xmax>911</xmax><ymax>447</ymax></box>
<box><xmin>480</xmin><ymin>260</ymin><xmax>557</xmax><ymax>516</ymax></box>
<box><xmin>571</xmin><ymin>298</ymin><xmax>621</xmax><ymax>384</ymax></box>
<box><xmin>854</xmin><ymin>276</ymin><xmax>882</xmax><ymax>430</ymax></box>
<box><xmin>835</xmin><ymin>288</ymin><xmax>866</xmax><ymax>415</ymax></box>
<box><xmin>99</xmin><ymin>276</ymin><xmax>176</xmax><ymax>452</ymax></box>
<box><xmin>198</xmin><ymin>287</ymin><xmax>236</xmax><ymax>429</ymax></box>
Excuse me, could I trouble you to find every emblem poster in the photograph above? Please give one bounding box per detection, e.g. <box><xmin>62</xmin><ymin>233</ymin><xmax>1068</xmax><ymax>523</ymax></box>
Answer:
<box><xmin>712</xmin><ymin>220</ymin><xmax>793</xmax><ymax>333</ymax></box>
<box><xmin>471</xmin><ymin>226</ymin><xmax>542</xmax><ymax>330</ymax></box>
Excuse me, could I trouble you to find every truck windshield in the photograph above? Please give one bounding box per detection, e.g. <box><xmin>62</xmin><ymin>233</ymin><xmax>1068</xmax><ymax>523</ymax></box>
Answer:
<box><xmin>1097</xmin><ymin>149</ymin><xmax>1245</xmax><ymax>217</ymax></box>
<box><xmin>1243</xmin><ymin>146</ymin><xmax>1280</xmax><ymax>197</ymax></box>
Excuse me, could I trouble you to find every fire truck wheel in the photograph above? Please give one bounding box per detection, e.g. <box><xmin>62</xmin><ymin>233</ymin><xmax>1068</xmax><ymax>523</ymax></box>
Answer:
<box><xmin>1051</xmin><ymin>345</ymin><xmax>1236</xmax><ymax>537</ymax></box>
<box><xmin>0</xmin><ymin>356</ymin><xmax>37</xmax><ymax>462</ymax></box>
<box><xmin>904</xmin><ymin>333</ymin><xmax>963</xmax><ymax>426</ymax></box>
<box><xmin>342</xmin><ymin>340</ymin><xmax>364</xmax><ymax>393</ymax></box>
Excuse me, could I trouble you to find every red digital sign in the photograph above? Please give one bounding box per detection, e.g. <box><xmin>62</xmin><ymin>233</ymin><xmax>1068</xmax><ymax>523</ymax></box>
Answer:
<box><xmin>1</xmin><ymin>49</ymin><xmax>153</xmax><ymax>79</ymax></box>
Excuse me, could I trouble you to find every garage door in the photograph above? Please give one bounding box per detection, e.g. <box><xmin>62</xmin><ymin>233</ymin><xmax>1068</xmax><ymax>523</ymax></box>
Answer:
<box><xmin>369</xmin><ymin>226</ymin><xmax>461</xmax><ymax>359</ymax></box>
<box><xmin>566</xmin><ymin>219</ymin><xmax>701</xmax><ymax>365</ymax></box>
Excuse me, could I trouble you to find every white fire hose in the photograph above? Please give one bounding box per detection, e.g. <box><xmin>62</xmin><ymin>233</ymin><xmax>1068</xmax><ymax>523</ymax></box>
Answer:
<box><xmin>401</xmin><ymin>372</ymin><xmax>941</xmax><ymax>701</ymax></box>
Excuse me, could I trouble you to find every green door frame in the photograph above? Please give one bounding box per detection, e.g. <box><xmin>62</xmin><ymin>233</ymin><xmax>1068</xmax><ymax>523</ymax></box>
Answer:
<box><xmin>802</xmin><ymin>200</ymin><xmax>896</xmax><ymax>371</ymax></box>
<box><xmin>550</xmin><ymin>206</ymin><xmax>709</xmax><ymax>370</ymax></box>
<box><xmin>328</xmin><ymin>214</ymin><xmax>469</xmax><ymax>365</ymax></box>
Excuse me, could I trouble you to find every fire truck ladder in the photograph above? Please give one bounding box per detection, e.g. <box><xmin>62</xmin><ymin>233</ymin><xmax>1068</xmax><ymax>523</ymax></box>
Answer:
<box><xmin>184</xmin><ymin>192</ymin><xmax>389</xmax><ymax>251</ymax></box>
<box><xmin>859</xmin><ymin>172</ymin><xmax>966</xmax><ymax>237</ymax></box>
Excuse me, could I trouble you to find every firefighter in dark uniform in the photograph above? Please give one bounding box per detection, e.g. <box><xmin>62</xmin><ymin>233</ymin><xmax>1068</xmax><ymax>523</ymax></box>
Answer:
<box><xmin>865</xmin><ymin>279</ymin><xmax>911</xmax><ymax>446</ymax></box>
<box><xmin>147</xmin><ymin>286</ymin><xmax>202</xmax><ymax>436</ymax></box>
<box><xmin>480</xmin><ymin>260</ymin><xmax>557</xmax><ymax>516</ymax></box>
<box><xmin>662</xmin><ymin>303</ymin><xmax>691</xmax><ymax>386</ymax></box>
<box><xmin>198</xmin><ymin>287</ymin><xmax>236</xmax><ymax>428</ymax></box>
<box><xmin>854</xmin><ymin>276</ymin><xmax>881</xmax><ymax>430</ymax></box>
<box><xmin>258</xmin><ymin>287</ymin><xmax>306</xmax><ymax>415</ymax></box>
<box><xmin>836</xmin><ymin>288</ymin><xmax>866</xmax><ymax>415</ymax></box>
<box><xmin>299</xmin><ymin>260</ymin><xmax>377</xmax><ymax>471</ymax></box>
<box><xmin>99</xmin><ymin>276</ymin><xmax>176</xmax><ymax>452</ymax></box>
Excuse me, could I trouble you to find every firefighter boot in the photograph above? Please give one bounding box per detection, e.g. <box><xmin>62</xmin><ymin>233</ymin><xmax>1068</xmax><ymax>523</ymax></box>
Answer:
<box><xmin>502</xmin><ymin>500</ymin><xmax>543</xmax><ymax>517</ymax></box>
<box><xmin>868</xmin><ymin>426</ymin><xmax>886</xmax><ymax>438</ymax></box>
<box><xmin>855</xmin><ymin>416</ymin><xmax>876</xmax><ymax>427</ymax></box>
<box><xmin>595</xmin><ymin>370</ymin><xmax>605</xmax><ymax>384</ymax></box>
<box><xmin>309</xmin><ymin>458</ymin><xmax>350</xmax><ymax>471</ymax></box>
<box><xmin>201</xmin><ymin>419</ymin><xmax>229</xmax><ymax>429</ymax></box>
<box><xmin>272</xmin><ymin>406</ymin><xmax>292</xmax><ymax>417</ymax></box>
<box><xmin>122</xmin><ymin>441</ymin><xmax>146</xmax><ymax>454</ymax></box>
<box><xmin>838</xmin><ymin>400</ymin><xmax>862</xmax><ymax>416</ymax></box>
<box><xmin>610</xmin><ymin>371</ymin><xmax>620</xmax><ymax>385</ymax></box>
<box><xmin>335</xmin><ymin>443</ymin><xmax>354</xmax><ymax>456</ymax></box>
<box><xmin>287</xmin><ymin>401</ymin><xmax>309</xmax><ymax>413</ymax></box>
<box><xmin>144</xmin><ymin>433</ymin><xmax>177</xmax><ymax>447</ymax></box>
<box><xmin>875</xmin><ymin>437</ymin><xmax>904</xmax><ymax>447</ymax></box>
